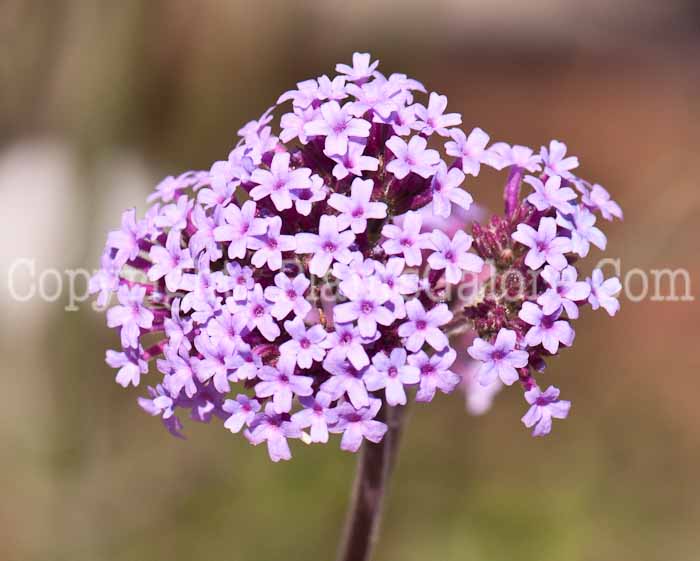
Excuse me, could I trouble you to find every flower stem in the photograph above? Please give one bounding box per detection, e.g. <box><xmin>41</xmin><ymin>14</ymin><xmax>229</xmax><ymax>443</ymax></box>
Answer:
<box><xmin>504</xmin><ymin>166</ymin><xmax>525</xmax><ymax>218</ymax></box>
<box><xmin>336</xmin><ymin>403</ymin><xmax>407</xmax><ymax>561</ymax></box>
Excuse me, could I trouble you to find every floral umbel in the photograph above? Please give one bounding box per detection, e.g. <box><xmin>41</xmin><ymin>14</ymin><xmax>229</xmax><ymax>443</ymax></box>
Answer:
<box><xmin>92</xmin><ymin>52</ymin><xmax>622</xmax><ymax>461</ymax></box>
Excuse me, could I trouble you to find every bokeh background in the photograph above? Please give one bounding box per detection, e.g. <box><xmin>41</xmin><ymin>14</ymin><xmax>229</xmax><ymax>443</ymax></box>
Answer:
<box><xmin>2</xmin><ymin>1</ymin><xmax>700</xmax><ymax>560</ymax></box>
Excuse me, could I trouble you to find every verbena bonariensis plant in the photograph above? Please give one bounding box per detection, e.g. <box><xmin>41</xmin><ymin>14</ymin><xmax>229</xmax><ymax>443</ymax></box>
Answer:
<box><xmin>91</xmin><ymin>52</ymin><xmax>622</xmax><ymax>560</ymax></box>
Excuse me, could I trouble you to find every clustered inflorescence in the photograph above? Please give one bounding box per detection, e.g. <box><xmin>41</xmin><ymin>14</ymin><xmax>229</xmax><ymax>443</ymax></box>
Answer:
<box><xmin>91</xmin><ymin>53</ymin><xmax>622</xmax><ymax>461</ymax></box>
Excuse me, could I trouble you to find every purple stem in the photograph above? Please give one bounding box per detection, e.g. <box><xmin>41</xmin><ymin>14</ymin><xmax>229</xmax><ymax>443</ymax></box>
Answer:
<box><xmin>503</xmin><ymin>166</ymin><xmax>525</xmax><ymax>218</ymax></box>
<box><xmin>335</xmin><ymin>403</ymin><xmax>407</xmax><ymax>561</ymax></box>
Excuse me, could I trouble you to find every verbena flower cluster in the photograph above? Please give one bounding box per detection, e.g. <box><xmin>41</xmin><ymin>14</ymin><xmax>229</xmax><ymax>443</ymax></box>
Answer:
<box><xmin>91</xmin><ymin>53</ymin><xmax>622</xmax><ymax>461</ymax></box>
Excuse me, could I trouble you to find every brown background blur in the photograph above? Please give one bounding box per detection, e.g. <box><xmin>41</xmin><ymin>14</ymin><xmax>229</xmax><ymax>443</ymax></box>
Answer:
<box><xmin>1</xmin><ymin>1</ymin><xmax>700</xmax><ymax>560</ymax></box>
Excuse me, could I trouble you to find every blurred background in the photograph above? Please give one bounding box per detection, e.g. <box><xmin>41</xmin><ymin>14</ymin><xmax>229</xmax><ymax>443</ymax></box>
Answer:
<box><xmin>1</xmin><ymin>1</ymin><xmax>700</xmax><ymax>560</ymax></box>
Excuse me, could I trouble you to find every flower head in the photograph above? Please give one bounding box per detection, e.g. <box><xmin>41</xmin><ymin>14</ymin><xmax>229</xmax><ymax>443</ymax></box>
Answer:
<box><xmin>93</xmin><ymin>52</ymin><xmax>623</xmax><ymax>460</ymax></box>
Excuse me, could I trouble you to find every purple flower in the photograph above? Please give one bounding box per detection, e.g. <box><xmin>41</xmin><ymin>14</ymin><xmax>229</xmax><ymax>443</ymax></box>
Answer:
<box><xmin>304</xmin><ymin>101</ymin><xmax>371</xmax><ymax>156</ymax></box>
<box><xmin>317</xmin><ymin>74</ymin><xmax>348</xmax><ymax>101</ymax></box>
<box><xmin>247</xmin><ymin>402</ymin><xmax>303</xmax><ymax>462</ymax></box>
<box><xmin>106</xmin><ymin>208</ymin><xmax>144</xmax><ymax>265</ymax></box>
<box><xmin>430</xmin><ymin>162</ymin><xmax>473</xmax><ymax>218</ymax></box>
<box><xmin>365</xmin><ymin>348</ymin><xmax>420</xmax><ymax>406</ymax></box>
<box><xmin>461</xmin><ymin>362</ymin><xmax>503</xmax><ymax>416</ymax></box>
<box><xmin>223</xmin><ymin>394</ymin><xmax>261</xmax><ymax>433</ymax></box>
<box><xmin>206</xmin><ymin>149</ymin><xmax>253</xmax><ymax>193</ymax></box>
<box><xmin>346</xmin><ymin>79</ymin><xmax>397</xmax><ymax>118</ymax></box>
<box><xmin>587</xmin><ymin>269</ymin><xmax>622</xmax><ymax>316</ymax></box>
<box><xmin>328</xmin><ymin>178</ymin><xmax>387</xmax><ymax>233</ymax></box>
<box><xmin>444</xmin><ymin>127</ymin><xmax>492</xmax><ymax>176</ymax></box>
<box><xmin>243</xmin><ymin>126</ymin><xmax>278</xmax><ymax>166</ymax></box>
<box><xmin>106</xmin><ymin>347</ymin><xmax>148</xmax><ymax>387</ymax></box>
<box><xmin>138</xmin><ymin>384</ymin><xmax>185</xmax><ymax>438</ymax></box>
<box><xmin>277</xmin><ymin>78</ymin><xmax>320</xmax><ymax>109</ymax></box>
<box><xmin>279</xmin><ymin>317</ymin><xmax>327</xmax><ymax>368</ymax></box>
<box><xmin>321</xmin><ymin>355</ymin><xmax>371</xmax><ymax>409</ymax></box>
<box><xmin>540</xmin><ymin>140</ymin><xmax>579</xmax><ymax>179</ymax></box>
<box><xmin>89</xmin><ymin>252</ymin><xmax>121</xmax><ymax>307</ymax></box>
<box><xmin>213</xmin><ymin>200</ymin><xmax>267</xmax><ymax>260</ymax></box>
<box><xmin>556</xmin><ymin>206</ymin><xmax>606</xmax><ymax>258</ymax></box>
<box><xmin>264</xmin><ymin>272</ymin><xmax>312</xmax><ymax>321</ymax></box>
<box><xmin>148</xmin><ymin>229</ymin><xmax>194</xmax><ymax>291</ymax></box>
<box><xmin>537</xmin><ymin>265</ymin><xmax>591</xmax><ymax>318</ymax></box>
<box><xmin>250</xmin><ymin>152</ymin><xmax>312</xmax><ymax>211</ymax></box>
<box><xmin>524</xmin><ymin>175</ymin><xmax>577</xmax><ymax>214</ymax></box>
<box><xmin>189</xmin><ymin>290</ymin><xmax>222</xmax><ymax>325</ymax></box>
<box><xmin>385</xmin><ymin>103</ymin><xmax>417</xmax><ymax>136</ymax></box>
<box><xmin>335</xmin><ymin>52</ymin><xmax>379</xmax><ymax>83</ymax></box>
<box><xmin>385</xmin><ymin>135</ymin><xmax>439</xmax><ymax>179</ymax></box>
<box><xmin>333</xmin><ymin>252</ymin><xmax>376</xmax><ymax>283</ymax></box>
<box><xmin>522</xmin><ymin>385</ymin><xmax>571</xmax><ymax>437</ymax></box>
<box><xmin>254</xmin><ymin>360</ymin><xmax>314</xmax><ymax>414</ymax></box>
<box><xmin>198</xmin><ymin>172</ymin><xmax>235</xmax><ymax>209</ymax></box>
<box><xmin>412</xmin><ymin>92</ymin><xmax>462</xmax><ymax>137</ymax></box>
<box><xmin>292</xmin><ymin>392</ymin><xmax>337</xmax><ymax>444</ymax></box>
<box><xmin>179</xmin><ymin>258</ymin><xmax>217</xmax><ymax>313</ymax></box>
<box><xmin>490</xmin><ymin>143</ymin><xmax>542</xmax><ymax>172</ymax></box>
<box><xmin>280</xmin><ymin>105</ymin><xmax>316</xmax><ymax>144</ymax></box>
<box><xmin>290</xmin><ymin>173</ymin><xmax>327</xmax><ymax>216</ymax></box>
<box><xmin>225</xmin><ymin>343</ymin><xmax>262</xmax><ymax>382</ymax></box>
<box><xmin>408</xmin><ymin>348</ymin><xmax>460</xmax><ymax>403</ymax></box>
<box><xmin>381</xmin><ymin>211</ymin><xmax>433</xmax><ymax>266</ymax></box>
<box><xmin>147</xmin><ymin>172</ymin><xmax>197</xmax><ymax>204</ymax></box>
<box><xmin>398</xmin><ymin>300</ymin><xmax>452</xmax><ymax>352</ymax></box>
<box><xmin>512</xmin><ymin>217</ymin><xmax>572</xmax><ymax>270</ymax></box>
<box><xmin>519</xmin><ymin>302</ymin><xmax>575</xmax><ymax>354</ymax></box>
<box><xmin>329</xmin><ymin>399</ymin><xmax>387</xmax><ymax>453</ymax></box>
<box><xmin>161</xmin><ymin>349</ymin><xmax>197</xmax><ymax>398</ymax></box>
<box><xmin>582</xmin><ymin>183</ymin><xmax>623</xmax><ymax>221</ymax></box>
<box><xmin>189</xmin><ymin>204</ymin><xmax>223</xmax><ymax>262</ymax></box>
<box><xmin>223</xmin><ymin>262</ymin><xmax>254</xmax><ymax>301</ymax></box>
<box><xmin>428</xmin><ymin>230</ymin><xmax>484</xmax><ymax>284</ymax></box>
<box><xmin>334</xmin><ymin>275</ymin><xmax>394</xmax><ymax>338</ymax></box>
<box><xmin>237</xmin><ymin>106</ymin><xmax>275</xmax><ymax>139</ymax></box>
<box><xmin>248</xmin><ymin>216</ymin><xmax>296</xmax><ymax>271</ymax></box>
<box><xmin>163</xmin><ymin>298</ymin><xmax>192</xmax><ymax>352</ymax></box>
<box><xmin>106</xmin><ymin>285</ymin><xmax>154</xmax><ymax>349</ymax></box>
<box><xmin>206</xmin><ymin>308</ymin><xmax>248</xmax><ymax>349</ymax></box>
<box><xmin>235</xmin><ymin>283</ymin><xmax>280</xmax><ymax>341</ymax></box>
<box><xmin>295</xmin><ymin>215</ymin><xmax>355</xmax><ymax>276</ymax></box>
<box><xmin>372</xmin><ymin>257</ymin><xmax>419</xmax><ymax>319</ymax></box>
<box><xmin>192</xmin><ymin>334</ymin><xmax>236</xmax><ymax>393</ymax></box>
<box><xmin>154</xmin><ymin>195</ymin><xmax>192</xmax><ymax>231</ymax></box>
<box><xmin>321</xmin><ymin>322</ymin><xmax>375</xmax><ymax>370</ymax></box>
<box><xmin>467</xmin><ymin>329</ymin><xmax>529</xmax><ymax>386</ymax></box>
<box><xmin>331</xmin><ymin>142</ymin><xmax>379</xmax><ymax>180</ymax></box>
